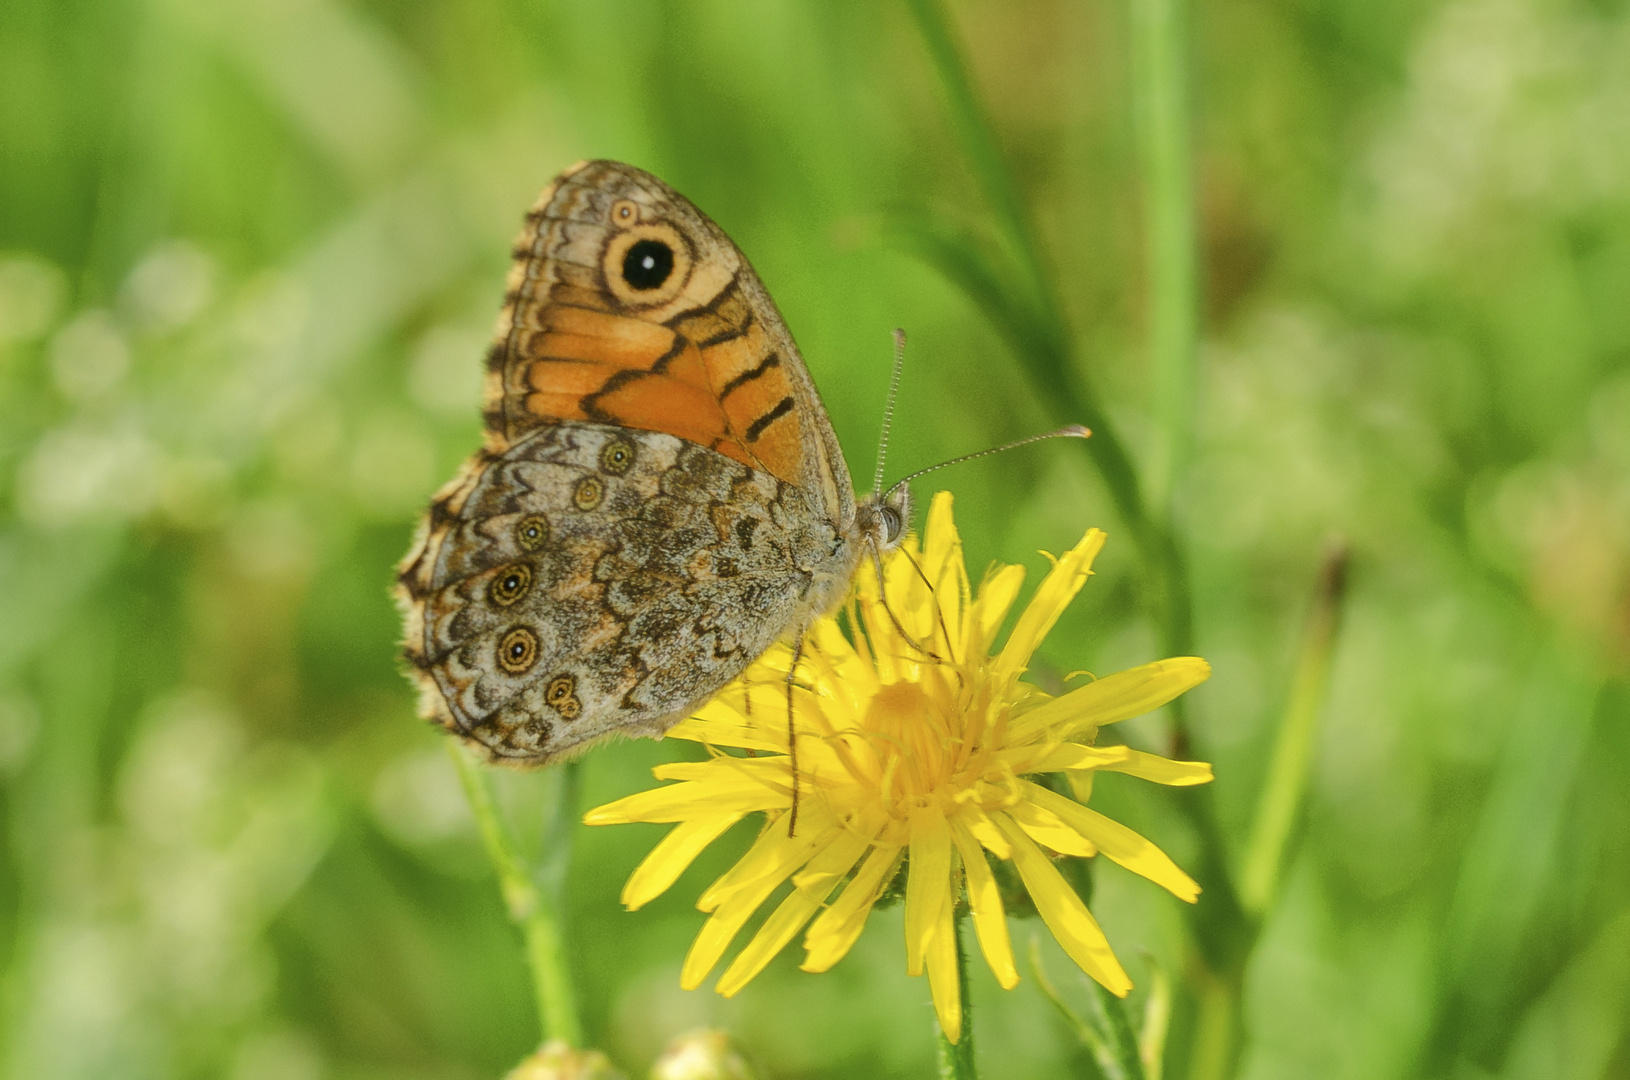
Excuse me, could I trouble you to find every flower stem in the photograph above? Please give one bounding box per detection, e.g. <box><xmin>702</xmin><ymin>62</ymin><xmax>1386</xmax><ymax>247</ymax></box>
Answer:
<box><xmin>1090</xmin><ymin>983</ymin><xmax>1150</xmax><ymax>1080</ymax></box>
<box><xmin>448</xmin><ymin>740</ymin><xmax>584</xmax><ymax>1047</ymax></box>
<box><xmin>1239</xmin><ymin>546</ymin><xmax>1351</xmax><ymax>915</ymax></box>
<box><xmin>936</xmin><ymin>913</ymin><xmax>979</xmax><ymax>1080</ymax></box>
<box><xmin>1131</xmin><ymin>0</ymin><xmax>1200</xmax><ymax>513</ymax></box>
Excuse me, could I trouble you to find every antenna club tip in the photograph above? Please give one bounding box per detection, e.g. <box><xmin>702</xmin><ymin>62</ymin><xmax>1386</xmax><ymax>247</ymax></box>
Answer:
<box><xmin>1062</xmin><ymin>424</ymin><xmax>1092</xmax><ymax>439</ymax></box>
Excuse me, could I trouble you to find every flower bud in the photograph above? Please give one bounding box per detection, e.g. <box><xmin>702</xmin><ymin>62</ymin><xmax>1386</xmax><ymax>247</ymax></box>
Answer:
<box><xmin>649</xmin><ymin>1029</ymin><xmax>759</xmax><ymax>1080</ymax></box>
<box><xmin>505</xmin><ymin>1040</ymin><xmax>624</xmax><ymax>1080</ymax></box>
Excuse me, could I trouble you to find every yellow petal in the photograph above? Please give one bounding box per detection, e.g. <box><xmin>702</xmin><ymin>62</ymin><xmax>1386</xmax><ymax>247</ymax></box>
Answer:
<box><xmin>802</xmin><ymin>622</ymin><xmax>874</xmax><ymax>718</ymax></box>
<box><xmin>951</xmin><ymin>818</ymin><xmax>1017</xmax><ymax>989</ymax></box>
<box><xmin>923</xmin><ymin>492</ymin><xmax>959</xmax><ymax>578</ymax></box>
<box><xmin>697</xmin><ymin>814</ymin><xmax>835</xmax><ymax>912</ymax></box>
<box><xmin>1098</xmin><ymin>749</ymin><xmax>1214</xmax><ymax>786</ymax></box>
<box><xmin>652</xmin><ymin>757</ymin><xmax>785</xmax><ymax>785</ymax></box>
<box><xmin>995</xmin><ymin>813</ymin><xmax>1132</xmax><ymax>996</ymax></box>
<box><xmin>716</xmin><ymin>829</ymin><xmax>871</xmax><ymax>996</ymax></box>
<box><xmin>1021</xmin><ymin>780</ymin><xmax>1200</xmax><ymax>902</ymax></box>
<box><xmin>803</xmin><ymin>844</ymin><xmax>903</xmax><ymax>972</ymax></box>
<box><xmin>961</xmin><ymin>803</ymin><xmax>1013</xmax><ymax>859</ymax></box>
<box><xmin>622</xmin><ymin>813</ymin><xmax>744</xmax><ymax>910</ymax></box>
<box><xmin>904</xmin><ymin>811</ymin><xmax>953</xmax><ymax>976</ymax></box>
<box><xmin>1006</xmin><ymin>795</ymin><xmax>1097</xmax><ymax>857</ymax></box>
<box><xmin>681</xmin><ymin>820</ymin><xmax>838</xmax><ymax>988</ymax></box>
<box><xmin>999</xmin><ymin>741</ymin><xmax>1133</xmax><ymax>775</ymax></box>
<box><xmin>666</xmin><ymin>716</ymin><xmax>782</xmax><ymax>753</ymax></box>
<box><xmin>994</xmin><ymin>529</ymin><xmax>1107</xmax><ymax>685</ymax></box>
<box><xmin>925</xmin><ymin>894</ymin><xmax>961</xmax><ymax>1043</ymax></box>
<box><xmin>1008</xmin><ymin>657</ymin><xmax>1211</xmax><ymax>744</ymax></box>
<box><xmin>921</xmin><ymin>492</ymin><xmax>965</xmax><ymax>643</ymax></box>
<box><xmin>969</xmin><ymin>563</ymin><xmax>1026</xmax><ymax>660</ymax></box>
<box><xmin>584</xmin><ymin>778</ymin><xmax>781</xmax><ymax>825</ymax></box>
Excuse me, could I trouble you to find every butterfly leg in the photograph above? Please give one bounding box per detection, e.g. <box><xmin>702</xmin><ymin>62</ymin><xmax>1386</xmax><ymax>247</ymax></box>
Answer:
<box><xmin>785</xmin><ymin>630</ymin><xmax>803</xmax><ymax>838</ymax></box>
<box><xmin>869</xmin><ymin>545</ymin><xmax>945</xmax><ymax>662</ymax></box>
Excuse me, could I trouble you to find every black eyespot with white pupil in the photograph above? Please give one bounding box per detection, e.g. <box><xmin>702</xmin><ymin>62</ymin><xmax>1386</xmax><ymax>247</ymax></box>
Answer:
<box><xmin>489</xmin><ymin>563</ymin><xmax>532</xmax><ymax>607</ymax></box>
<box><xmin>621</xmin><ymin>239</ymin><xmax>674</xmax><ymax>291</ymax></box>
<box><xmin>497</xmin><ymin>627</ymin><xmax>539</xmax><ymax>675</ymax></box>
<box><xmin>515</xmin><ymin>514</ymin><xmax>549</xmax><ymax>551</ymax></box>
<box><xmin>600</xmin><ymin>438</ymin><xmax>635</xmax><ymax>474</ymax></box>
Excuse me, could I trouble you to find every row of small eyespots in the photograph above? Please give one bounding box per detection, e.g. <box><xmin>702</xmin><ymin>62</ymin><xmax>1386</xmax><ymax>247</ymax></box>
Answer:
<box><xmin>485</xmin><ymin>435</ymin><xmax>637</xmax><ymax>716</ymax></box>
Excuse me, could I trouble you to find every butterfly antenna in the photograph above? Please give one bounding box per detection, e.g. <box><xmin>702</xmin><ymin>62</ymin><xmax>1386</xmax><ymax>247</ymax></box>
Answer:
<box><xmin>872</xmin><ymin>328</ymin><xmax>908</xmax><ymax>498</ymax></box>
<box><xmin>883</xmin><ymin>425</ymin><xmax>1092</xmax><ymax>500</ymax></box>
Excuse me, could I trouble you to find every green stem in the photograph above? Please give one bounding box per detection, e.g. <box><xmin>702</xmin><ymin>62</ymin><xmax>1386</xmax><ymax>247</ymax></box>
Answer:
<box><xmin>902</xmin><ymin>0</ymin><xmax>1196</xmax><ymax>665</ymax></box>
<box><xmin>904</xmin><ymin>0</ymin><xmax>1054</xmax><ymax>313</ymax></box>
<box><xmin>449</xmin><ymin>740</ymin><xmax>584</xmax><ymax>1047</ymax></box>
<box><xmin>1185</xmin><ymin>549</ymin><xmax>1350</xmax><ymax>1080</ymax></box>
<box><xmin>1184</xmin><ymin>966</ymin><xmax>1243</xmax><ymax>1080</ymax></box>
<box><xmin>1030</xmin><ymin>936</ymin><xmax>1147</xmax><ymax>1080</ymax></box>
<box><xmin>936</xmin><ymin>913</ymin><xmax>979</xmax><ymax>1080</ymax></box>
<box><xmin>1239</xmin><ymin>547</ymin><xmax>1351</xmax><ymax>915</ymax></box>
<box><xmin>1091</xmin><ymin>983</ymin><xmax>1150</xmax><ymax>1080</ymax></box>
<box><xmin>1131</xmin><ymin>0</ymin><xmax>1200</xmax><ymax>513</ymax></box>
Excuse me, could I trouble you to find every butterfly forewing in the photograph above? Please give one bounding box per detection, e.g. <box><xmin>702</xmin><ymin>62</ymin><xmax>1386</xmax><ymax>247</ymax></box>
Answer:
<box><xmin>487</xmin><ymin>161</ymin><xmax>852</xmax><ymax>525</ymax></box>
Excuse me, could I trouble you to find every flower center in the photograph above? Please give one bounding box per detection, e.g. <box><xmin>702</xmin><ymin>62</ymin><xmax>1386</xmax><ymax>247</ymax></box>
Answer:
<box><xmin>856</xmin><ymin>677</ymin><xmax>981</xmax><ymax>815</ymax></box>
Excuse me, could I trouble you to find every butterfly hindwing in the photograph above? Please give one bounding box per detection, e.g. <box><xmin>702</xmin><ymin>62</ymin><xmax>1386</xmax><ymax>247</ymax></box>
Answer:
<box><xmin>397</xmin><ymin>422</ymin><xmax>839</xmax><ymax>762</ymax></box>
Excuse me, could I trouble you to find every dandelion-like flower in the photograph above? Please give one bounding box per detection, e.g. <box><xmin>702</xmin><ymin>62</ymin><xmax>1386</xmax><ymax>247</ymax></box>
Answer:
<box><xmin>584</xmin><ymin>493</ymin><xmax>1213</xmax><ymax>1042</ymax></box>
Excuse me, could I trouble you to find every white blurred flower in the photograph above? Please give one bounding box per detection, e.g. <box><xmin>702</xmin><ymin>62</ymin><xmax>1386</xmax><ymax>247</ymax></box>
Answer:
<box><xmin>49</xmin><ymin>311</ymin><xmax>131</xmax><ymax>401</ymax></box>
<box><xmin>370</xmin><ymin>747</ymin><xmax>475</xmax><ymax>848</ymax></box>
<box><xmin>17</xmin><ymin>422</ymin><xmax>160</xmax><ymax>527</ymax></box>
<box><xmin>122</xmin><ymin>240</ymin><xmax>216</xmax><ymax>332</ymax></box>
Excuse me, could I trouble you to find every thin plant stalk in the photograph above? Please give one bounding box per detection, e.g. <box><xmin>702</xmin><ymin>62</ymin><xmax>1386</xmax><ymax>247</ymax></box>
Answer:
<box><xmin>1030</xmin><ymin>937</ymin><xmax>1148</xmax><ymax>1080</ymax></box>
<box><xmin>901</xmin><ymin>0</ymin><xmax>1194</xmax><ymax>665</ymax></box>
<box><xmin>1188</xmin><ymin>547</ymin><xmax>1351</xmax><ymax>1080</ymax></box>
<box><xmin>1131</xmin><ymin>0</ymin><xmax>1200</xmax><ymax>512</ymax></box>
<box><xmin>936</xmin><ymin>913</ymin><xmax>979</xmax><ymax>1080</ymax></box>
<box><xmin>449</xmin><ymin>740</ymin><xmax>584</xmax><ymax>1047</ymax></box>
<box><xmin>904</xmin><ymin>0</ymin><xmax>1055</xmax><ymax>316</ymax></box>
<box><xmin>1239</xmin><ymin>547</ymin><xmax>1351</xmax><ymax>915</ymax></box>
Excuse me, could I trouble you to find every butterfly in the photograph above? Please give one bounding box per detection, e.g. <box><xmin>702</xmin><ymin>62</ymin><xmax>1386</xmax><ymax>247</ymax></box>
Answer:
<box><xmin>395</xmin><ymin>160</ymin><xmax>913</xmax><ymax>765</ymax></box>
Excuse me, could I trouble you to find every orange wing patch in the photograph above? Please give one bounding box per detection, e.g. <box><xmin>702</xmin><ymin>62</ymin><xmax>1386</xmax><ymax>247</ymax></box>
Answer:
<box><xmin>513</xmin><ymin>280</ymin><xmax>805</xmax><ymax>486</ymax></box>
<box><xmin>486</xmin><ymin>161</ymin><xmax>811</xmax><ymax>491</ymax></box>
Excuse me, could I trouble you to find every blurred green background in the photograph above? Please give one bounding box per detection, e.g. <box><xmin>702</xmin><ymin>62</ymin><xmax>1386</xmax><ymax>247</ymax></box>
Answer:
<box><xmin>3</xmin><ymin>0</ymin><xmax>1629</xmax><ymax>1077</ymax></box>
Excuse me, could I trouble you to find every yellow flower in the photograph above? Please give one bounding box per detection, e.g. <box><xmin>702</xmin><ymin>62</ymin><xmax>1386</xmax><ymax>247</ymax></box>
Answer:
<box><xmin>584</xmin><ymin>493</ymin><xmax>1212</xmax><ymax>1043</ymax></box>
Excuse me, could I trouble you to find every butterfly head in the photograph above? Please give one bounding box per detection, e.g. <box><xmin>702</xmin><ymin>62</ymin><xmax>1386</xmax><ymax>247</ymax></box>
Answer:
<box><xmin>858</xmin><ymin>483</ymin><xmax>913</xmax><ymax>556</ymax></box>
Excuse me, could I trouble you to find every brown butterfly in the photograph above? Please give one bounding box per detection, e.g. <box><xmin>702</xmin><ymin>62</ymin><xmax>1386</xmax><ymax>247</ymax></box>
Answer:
<box><xmin>395</xmin><ymin>161</ymin><xmax>913</xmax><ymax>765</ymax></box>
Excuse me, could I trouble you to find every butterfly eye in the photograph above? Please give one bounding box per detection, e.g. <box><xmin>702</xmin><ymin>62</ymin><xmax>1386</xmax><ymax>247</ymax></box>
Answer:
<box><xmin>599</xmin><ymin>438</ymin><xmax>636</xmax><ymax>474</ymax></box>
<box><xmin>573</xmin><ymin>475</ymin><xmax>605</xmax><ymax>511</ymax></box>
<box><xmin>489</xmin><ymin>563</ymin><xmax>532</xmax><ymax>606</ymax></box>
<box><xmin>621</xmin><ymin>239</ymin><xmax>674</xmax><ymax>291</ymax></box>
<box><xmin>878</xmin><ymin>506</ymin><xmax>903</xmax><ymax>544</ymax></box>
<box><xmin>497</xmin><ymin>627</ymin><xmax>539</xmax><ymax>675</ymax></box>
<box><xmin>515</xmin><ymin>514</ymin><xmax>550</xmax><ymax>551</ymax></box>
